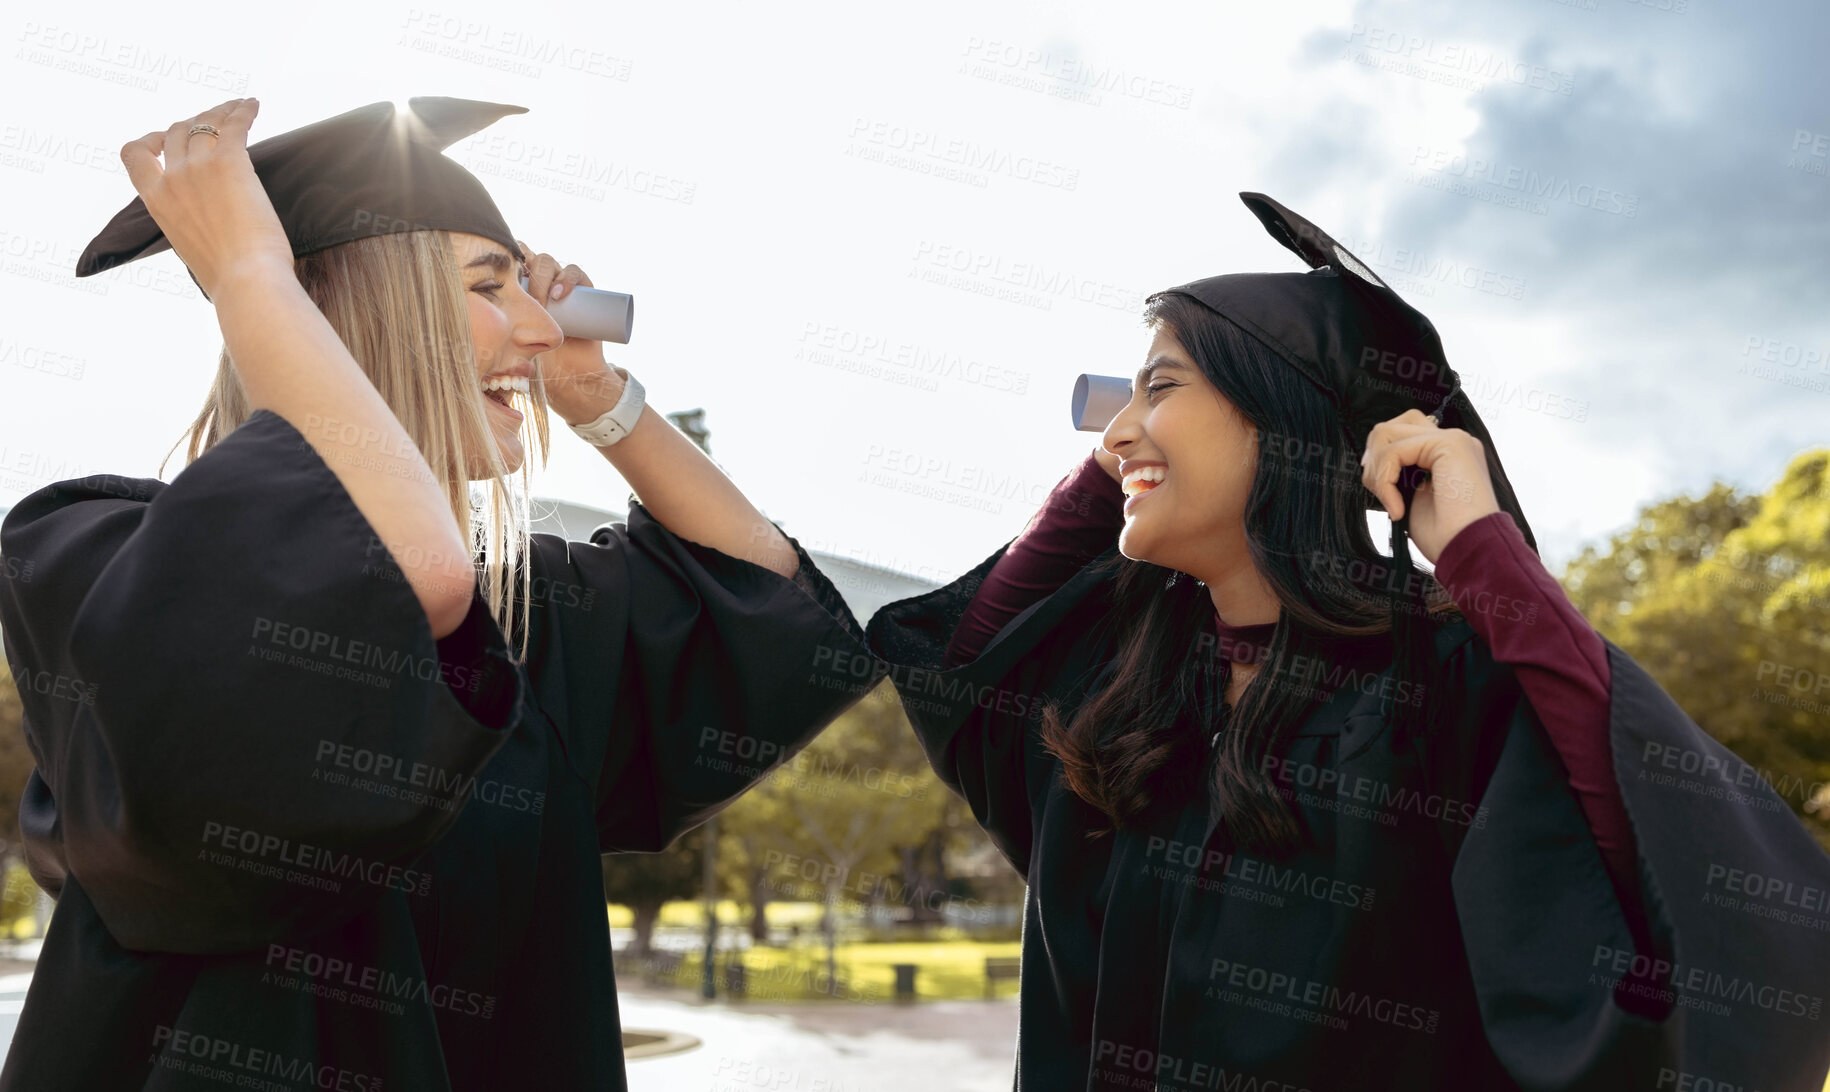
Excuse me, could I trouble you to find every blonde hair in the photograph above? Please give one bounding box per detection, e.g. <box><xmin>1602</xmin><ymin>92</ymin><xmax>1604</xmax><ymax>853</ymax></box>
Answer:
<box><xmin>163</xmin><ymin>230</ymin><xmax>552</xmax><ymax>663</ymax></box>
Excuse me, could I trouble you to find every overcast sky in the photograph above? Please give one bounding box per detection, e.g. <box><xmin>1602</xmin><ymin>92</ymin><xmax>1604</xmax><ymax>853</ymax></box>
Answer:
<box><xmin>2</xmin><ymin>0</ymin><xmax>1824</xmax><ymax>585</ymax></box>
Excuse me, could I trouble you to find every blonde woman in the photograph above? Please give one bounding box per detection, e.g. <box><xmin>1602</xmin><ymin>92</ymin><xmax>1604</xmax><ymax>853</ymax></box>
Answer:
<box><xmin>0</xmin><ymin>97</ymin><xmax>883</xmax><ymax>1091</ymax></box>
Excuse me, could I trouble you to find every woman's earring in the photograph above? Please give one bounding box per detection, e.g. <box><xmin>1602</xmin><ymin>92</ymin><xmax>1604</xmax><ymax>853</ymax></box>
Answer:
<box><xmin>1165</xmin><ymin>571</ymin><xmax>1181</xmax><ymax>590</ymax></box>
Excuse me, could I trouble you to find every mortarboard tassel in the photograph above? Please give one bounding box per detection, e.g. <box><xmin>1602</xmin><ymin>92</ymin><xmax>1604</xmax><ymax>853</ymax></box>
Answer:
<box><xmin>1384</xmin><ymin>379</ymin><xmax>1462</xmax><ymax>752</ymax></box>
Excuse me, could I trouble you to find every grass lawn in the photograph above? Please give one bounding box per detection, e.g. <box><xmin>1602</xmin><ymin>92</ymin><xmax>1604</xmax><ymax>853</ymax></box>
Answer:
<box><xmin>607</xmin><ymin>899</ymin><xmax>825</xmax><ymax>930</ymax></box>
<box><xmin>611</xmin><ymin>900</ymin><xmax>1021</xmax><ymax>1002</ymax></box>
<box><xmin>661</xmin><ymin>939</ymin><xmax>1023</xmax><ymax>1003</ymax></box>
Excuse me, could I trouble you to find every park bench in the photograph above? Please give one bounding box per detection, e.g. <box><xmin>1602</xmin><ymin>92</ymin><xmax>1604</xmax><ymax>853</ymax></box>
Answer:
<box><xmin>984</xmin><ymin>956</ymin><xmax>1020</xmax><ymax>998</ymax></box>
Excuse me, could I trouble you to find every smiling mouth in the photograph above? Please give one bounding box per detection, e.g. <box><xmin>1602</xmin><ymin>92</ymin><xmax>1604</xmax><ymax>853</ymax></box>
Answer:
<box><xmin>483</xmin><ymin>374</ymin><xmax>529</xmax><ymax>415</ymax></box>
<box><xmin>1121</xmin><ymin>466</ymin><xmax>1166</xmax><ymax>497</ymax></box>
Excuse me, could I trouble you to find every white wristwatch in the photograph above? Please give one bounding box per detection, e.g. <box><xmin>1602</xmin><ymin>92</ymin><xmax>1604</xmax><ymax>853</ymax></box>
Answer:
<box><xmin>567</xmin><ymin>367</ymin><xmax>645</xmax><ymax>447</ymax></box>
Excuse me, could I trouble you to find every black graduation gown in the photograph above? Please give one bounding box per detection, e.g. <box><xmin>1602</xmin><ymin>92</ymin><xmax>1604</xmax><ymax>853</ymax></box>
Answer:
<box><xmin>864</xmin><ymin>539</ymin><xmax>1830</xmax><ymax>1092</ymax></box>
<box><xmin>0</xmin><ymin>408</ymin><xmax>886</xmax><ymax>1091</ymax></box>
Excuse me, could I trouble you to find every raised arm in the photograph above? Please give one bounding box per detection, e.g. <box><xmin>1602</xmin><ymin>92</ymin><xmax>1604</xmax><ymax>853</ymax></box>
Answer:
<box><xmin>519</xmin><ymin>247</ymin><xmax>800</xmax><ymax>581</ymax></box>
<box><xmin>121</xmin><ymin>98</ymin><xmax>473</xmax><ymax>636</ymax></box>
<box><xmin>862</xmin><ymin>449</ymin><xmax>1124</xmax><ymax>874</ymax></box>
<box><xmin>945</xmin><ymin>446</ymin><xmax>1126</xmax><ymax>667</ymax></box>
<box><xmin>590</xmin><ymin>384</ymin><xmax>798</xmax><ymax>580</ymax></box>
<box><xmin>1433</xmin><ymin>512</ymin><xmax>1651</xmax><ymax>945</ymax></box>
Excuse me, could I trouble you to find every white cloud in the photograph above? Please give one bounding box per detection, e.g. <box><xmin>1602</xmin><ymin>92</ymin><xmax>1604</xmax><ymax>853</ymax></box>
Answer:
<box><xmin>1</xmin><ymin>0</ymin><xmax>1819</xmax><ymax>581</ymax></box>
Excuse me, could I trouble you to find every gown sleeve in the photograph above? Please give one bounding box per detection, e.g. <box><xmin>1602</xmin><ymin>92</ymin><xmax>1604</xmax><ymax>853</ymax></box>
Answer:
<box><xmin>1431</xmin><ymin>511</ymin><xmax>1650</xmax><ymax>946</ymax></box>
<box><xmin>0</xmin><ymin>409</ymin><xmax>528</xmax><ymax>955</ymax></box>
<box><xmin>1433</xmin><ymin>551</ymin><xmax>1830</xmax><ymax>1088</ymax></box>
<box><xmin>865</xmin><ymin>470</ymin><xmax>1120</xmax><ymax>875</ymax></box>
<box><xmin>526</xmin><ymin>505</ymin><xmax>888</xmax><ymax>853</ymax></box>
<box><xmin>945</xmin><ymin>451</ymin><xmax>1125</xmax><ymax>668</ymax></box>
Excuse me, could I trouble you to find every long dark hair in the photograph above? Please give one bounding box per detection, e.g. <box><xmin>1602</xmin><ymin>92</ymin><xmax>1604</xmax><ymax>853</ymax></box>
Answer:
<box><xmin>1038</xmin><ymin>292</ymin><xmax>1461</xmax><ymax>853</ymax></box>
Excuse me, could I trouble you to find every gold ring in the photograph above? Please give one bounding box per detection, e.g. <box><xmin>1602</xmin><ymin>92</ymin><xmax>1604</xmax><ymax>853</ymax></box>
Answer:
<box><xmin>189</xmin><ymin>123</ymin><xmax>221</xmax><ymax>138</ymax></box>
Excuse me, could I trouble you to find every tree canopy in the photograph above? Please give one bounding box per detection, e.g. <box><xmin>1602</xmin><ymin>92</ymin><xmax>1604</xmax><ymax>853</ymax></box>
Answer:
<box><xmin>1560</xmin><ymin>450</ymin><xmax>1830</xmax><ymax>843</ymax></box>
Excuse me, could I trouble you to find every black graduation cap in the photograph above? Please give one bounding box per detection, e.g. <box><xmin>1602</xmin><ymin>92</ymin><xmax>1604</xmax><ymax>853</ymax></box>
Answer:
<box><xmin>75</xmin><ymin>97</ymin><xmax>529</xmax><ymax>295</ymax></box>
<box><xmin>1157</xmin><ymin>192</ymin><xmax>1538</xmax><ymax>743</ymax></box>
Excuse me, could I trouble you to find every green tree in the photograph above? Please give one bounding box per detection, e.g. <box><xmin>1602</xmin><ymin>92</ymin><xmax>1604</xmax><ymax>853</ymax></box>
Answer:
<box><xmin>601</xmin><ymin>827</ymin><xmax>703</xmax><ymax>957</ymax></box>
<box><xmin>716</xmin><ymin>681</ymin><xmax>954</xmax><ymax>976</ymax></box>
<box><xmin>0</xmin><ymin>663</ymin><xmax>31</xmax><ymax>863</ymax></box>
<box><xmin>0</xmin><ymin>663</ymin><xmax>39</xmax><ymax>933</ymax></box>
<box><xmin>599</xmin><ymin>680</ymin><xmax>994</xmax><ymax>965</ymax></box>
<box><xmin>1560</xmin><ymin>450</ymin><xmax>1830</xmax><ymax>843</ymax></box>
<box><xmin>713</xmin><ymin>765</ymin><xmax>803</xmax><ymax>943</ymax></box>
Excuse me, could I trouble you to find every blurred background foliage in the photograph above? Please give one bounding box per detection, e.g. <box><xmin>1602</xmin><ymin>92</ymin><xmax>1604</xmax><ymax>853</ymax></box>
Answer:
<box><xmin>1561</xmin><ymin>449</ymin><xmax>1830</xmax><ymax>846</ymax></box>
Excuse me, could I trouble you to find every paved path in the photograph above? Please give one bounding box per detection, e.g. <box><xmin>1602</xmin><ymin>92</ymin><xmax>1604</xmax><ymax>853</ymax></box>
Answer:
<box><xmin>619</xmin><ymin>985</ymin><xmax>1019</xmax><ymax>1091</ymax></box>
<box><xmin>0</xmin><ymin>973</ymin><xmax>26</xmax><ymax>1065</ymax></box>
<box><xmin>0</xmin><ymin>969</ymin><xmax>1019</xmax><ymax>1089</ymax></box>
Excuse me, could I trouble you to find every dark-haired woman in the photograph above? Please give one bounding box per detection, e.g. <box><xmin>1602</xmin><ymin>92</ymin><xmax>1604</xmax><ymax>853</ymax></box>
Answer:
<box><xmin>865</xmin><ymin>197</ymin><xmax>1830</xmax><ymax>1091</ymax></box>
